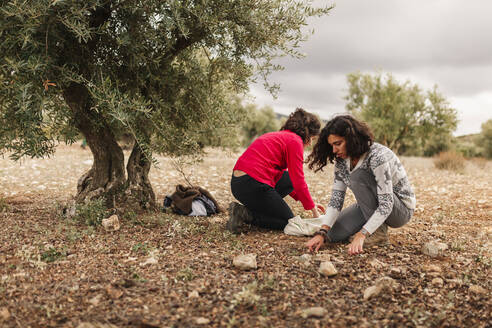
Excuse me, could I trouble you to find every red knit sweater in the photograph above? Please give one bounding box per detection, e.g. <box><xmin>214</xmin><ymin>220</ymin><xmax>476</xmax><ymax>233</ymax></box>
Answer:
<box><xmin>233</xmin><ymin>130</ymin><xmax>315</xmax><ymax>210</ymax></box>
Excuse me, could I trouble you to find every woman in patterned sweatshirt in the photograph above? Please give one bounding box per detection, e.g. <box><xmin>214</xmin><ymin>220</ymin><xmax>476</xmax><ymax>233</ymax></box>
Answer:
<box><xmin>305</xmin><ymin>115</ymin><xmax>416</xmax><ymax>255</ymax></box>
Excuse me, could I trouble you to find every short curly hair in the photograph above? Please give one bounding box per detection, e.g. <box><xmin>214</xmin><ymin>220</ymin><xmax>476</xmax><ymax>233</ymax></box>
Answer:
<box><xmin>308</xmin><ymin>115</ymin><xmax>374</xmax><ymax>172</ymax></box>
<box><xmin>280</xmin><ymin>108</ymin><xmax>321</xmax><ymax>144</ymax></box>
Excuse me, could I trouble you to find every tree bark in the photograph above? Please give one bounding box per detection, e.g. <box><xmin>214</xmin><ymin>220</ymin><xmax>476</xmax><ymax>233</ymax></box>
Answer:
<box><xmin>63</xmin><ymin>83</ymin><xmax>126</xmax><ymax>207</ymax></box>
<box><xmin>124</xmin><ymin>142</ymin><xmax>156</xmax><ymax>210</ymax></box>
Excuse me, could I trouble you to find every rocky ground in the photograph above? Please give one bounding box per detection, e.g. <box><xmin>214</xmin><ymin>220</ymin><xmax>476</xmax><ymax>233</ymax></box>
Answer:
<box><xmin>0</xmin><ymin>145</ymin><xmax>490</xmax><ymax>327</ymax></box>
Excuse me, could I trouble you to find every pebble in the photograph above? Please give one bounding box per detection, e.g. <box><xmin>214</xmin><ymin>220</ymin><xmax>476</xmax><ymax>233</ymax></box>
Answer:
<box><xmin>139</xmin><ymin>256</ymin><xmax>158</xmax><ymax>266</ymax></box>
<box><xmin>301</xmin><ymin>307</ymin><xmax>327</xmax><ymax>318</ymax></box>
<box><xmin>89</xmin><ymin>294</ymin><xmax>102</xmax><ymax>306</ymax></box>
<box><xmin>431</xmin><ymin>277</ymin><xmax>444</xmax><ymax>287</ymax></box>
<box><xmin>318</xmin><ymin>261</ymin><xmax>337</xmax><ymax>277</ymax></box>
<box><xmin>422</xmin><ymin>241</ymin><xmax>448</xmax><ymax>257</ymax></box>
<box><xmin>0</xmin><ymin>307</ymin><xmax>10</xmax><ymax>321</ymax></box>
<box><xmin>369</xmin><ymin>258</ymin><xmax>386</xmax><ymax>268</ymax></box>
<box><xmin>77</xmin><ymin>323</ymin><xmax>117</xmax><ymax>328</ymax></box>
<box><xmin>422</xmin><ymin>264</ymin><xmax>442</xmax><ymax>273</ymax></box>
<box><xmin>106</xmin><ymin>285</ymin><xmax>123</xmax><ymax>300</ymax></box>
<box><xmin>188</xmin><ymin>290</ymin><xmax>200</xmax><ymax>298</ymax></box>
<box><xmin>363</xmin><ymin>276</ymin><xmax>398</xmax><ymax>300</ymax></box>
<box><xmin>297</xmin><ymin>254</ymin><xmax>312</xmax><ymax>267</ymax></box>
<box><xmin>313</xmin><ymin>253</ymin><xmax>331</xmax><ymax>262</ymax></box>
<box><xmin>233</xmin><ymin>254</ymin><xmax>257</xmax><ymax>270</ymax></box>
<box><xmin>102</xmin><ymin>214</ymin><xmax>120</xmax><ymax>231</ymax></box>
<box><xmin>195</xmin><ymin>317</ymin><xmax>210</xmax><ymax>325</ymax></box>
<box><xmin>298</xmin><ymin>254</ymin><xmax>312</xmax><ymax>262</ymax></box>
<box><xmin>390</xmin><ymin>267</ymin><xmax>402</xmax><ymax>276</ymax></box>
<box><xmin>447</xmin><ymin>278</ymin><xmax>462</xmax><ymax>287</ymax></box>
<box><xmin>468</xmin><ymin>285</ymin><xmax>487</xmax><ymax>294</ymax></box>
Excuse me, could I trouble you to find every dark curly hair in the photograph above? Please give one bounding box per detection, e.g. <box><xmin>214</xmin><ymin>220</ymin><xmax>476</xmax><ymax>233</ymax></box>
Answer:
<box><xmin>280</xmin><ymin>108</ymin><xmax>321</xmax><ymax>144</ymax></box>
<box><xmin>307</xmin><ymin>115</ymin><xmax>374</xmax><ymax>172</ymax></box>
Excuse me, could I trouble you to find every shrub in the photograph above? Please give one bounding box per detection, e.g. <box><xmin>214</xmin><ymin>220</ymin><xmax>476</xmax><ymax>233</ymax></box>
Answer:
<box><xmin>434</xmin><ymin>151</ymin><xmax>465</xmax><ymax>171</ymax></box>
<box><xmin>73</xmin><ymin>198</ymin><xmax>108</xmax><ymax>226</ymax></box>
<box><xmin>40</xmin><ymin>247</ymin><xmax>66</xmax><ymax>263</ymax></box>
<box><xmin>231</xmin><ymin>282</ymin><xmax>260</xmax><ymax>308</ymax></box>
<box><xmin>479</xmin><ymin>119</ymin><xmax>492</xmax><ymax>158</ymax></box>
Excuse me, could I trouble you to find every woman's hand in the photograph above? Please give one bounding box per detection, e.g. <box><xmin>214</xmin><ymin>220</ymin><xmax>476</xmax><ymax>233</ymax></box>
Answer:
<box><xmin>305</xmin><ymin>234</ymin><xmax>324</xmax><ymax>253</ymax></box>
<box><xmin>347</xmin><ymin>232</ymin><xmax>366</xmax><ymax>255</ymax></box>
<box><xmin>316</xmin><ymin>203</ymin><xmax>326</xmax><ymax>214</ymax></box>
<box><xmin>311</xmin><ymin>203</ymin><xmax>325</xmax><ymax>218</ymax></box>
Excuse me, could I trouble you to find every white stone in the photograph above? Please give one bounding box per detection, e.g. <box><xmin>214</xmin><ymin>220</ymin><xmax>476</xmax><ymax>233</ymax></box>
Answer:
<box><xmin>102</xmin><ymin>215</ymin><xmax>120</xmax><ymax>231</ymax></box>
<box><xmin>363</xmin><ymin>285</ymin><xmax>381</xmax><ymax>300</ymax></box>
<box><xmin>313</xmin><ymin>253</ymin><xmax>331</xmax><ymax>262</ymax></box>
<box><xmin>318</xmin><ymin>261</ymin><xmax>337</xmax><ymax>277</ymax></box>
<box><xmin>140</xmin><ymin>256</ymin><xmax>158</xmax><ymax>266</ymax></box>
<box><xmin>297</xmin><ymin>254</ymin><xmax>312</xmax><ymax>267</ymax></box>
<box><xmin>431</xmin><ymin>277</ymin><xmax>444</xmax><ymax>287</ymax></box>
<box><xmin>188</xmin><ymin>290</ymin><xmax>200</xmax><ymax>298</ymax></box>
<box><xmin>298</xmin><ymin>254</ymin><xmax>312</xmax><ymax>262</ymax></box>
<box><xmin>422</xmin><ymin>241</ymin><xmax>448</xmax><ymax>257</ymax></box>
<box><xmin>363</xmin><ymin>276</ymin><xmax>398</xmax><ymax>300</ymax></box>
<box><xmin>233</xmin><ymin>254</ymin><xmax>257</xmax><ymax>270</ymax></box>
<box><xmin>89</xmin><ymin>294</ymin><xmax>102</xmax><ymax>306</ymax></box>
<box><xmin>195</xmin><ymin>317</ymin><xmax>210</xmax><ymax>325</ymax></box>
<box><xmin>469</xmin><ymin>285</ymin><xmax>487</xmax><ymax>294</ymax></box>
<box><xmin>369</xmin><ymin>258</ymin><xmax>386</xmax><ymax>268</ymax></box>
<box><xmin>301</xmin><ymin>307</ymin><xmax>327</xmax><ymax>318</ymax></box>
<box><xmin>390</xmin><ymin>267</ymin><xmax>401</xmax><ymax>275</ymax></box>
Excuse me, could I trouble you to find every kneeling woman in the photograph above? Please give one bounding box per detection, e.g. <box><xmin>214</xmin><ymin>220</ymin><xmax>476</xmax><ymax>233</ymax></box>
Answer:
<box><xmin>305</xmin><ymin>115</ymin><xmax>416</xmax><ymax>254</ymax></box>
<box><xmin>227</xmin><ymin>108</ymin><xmax>323</xmax><ymax>233</ymax></box>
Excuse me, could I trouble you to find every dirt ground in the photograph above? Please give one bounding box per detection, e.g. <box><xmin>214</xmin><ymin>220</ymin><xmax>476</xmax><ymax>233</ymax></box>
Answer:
<box><xmin>0</xmin><ymin>145</ymin><xmax>490</xmax><ymax>328</ymax></box>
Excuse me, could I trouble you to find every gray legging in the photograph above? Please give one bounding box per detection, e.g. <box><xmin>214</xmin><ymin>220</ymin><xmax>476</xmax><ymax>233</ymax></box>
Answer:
<box><xmin>326</xmin><ymin>168</ymin><xmax>413</xmax><ymax>242</ymax></box>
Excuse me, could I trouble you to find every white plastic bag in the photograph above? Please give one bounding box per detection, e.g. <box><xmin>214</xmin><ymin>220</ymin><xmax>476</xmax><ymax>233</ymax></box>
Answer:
<box><xmin>283</xmin><ymin>215</ymin><xmax>324</xmax><ymax>236</ymax></box>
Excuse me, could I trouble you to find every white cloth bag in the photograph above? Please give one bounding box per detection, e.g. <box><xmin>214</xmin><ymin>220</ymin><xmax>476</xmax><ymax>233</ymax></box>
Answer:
<box><xmin>283</xmin><ymin>215</ymin><xmax>324</xmax><ymax>236</ymax></box>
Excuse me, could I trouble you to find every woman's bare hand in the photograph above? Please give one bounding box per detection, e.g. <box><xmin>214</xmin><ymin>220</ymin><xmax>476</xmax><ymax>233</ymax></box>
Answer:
<box><xmin>347</xmin><ymin>232</ymin><xmax>366</xmax><ymax>255</ymax></box>
<box><xmin>305</xmin><ymin>234</ymin><xmax>324</xmax><ymax>253</ymax></box>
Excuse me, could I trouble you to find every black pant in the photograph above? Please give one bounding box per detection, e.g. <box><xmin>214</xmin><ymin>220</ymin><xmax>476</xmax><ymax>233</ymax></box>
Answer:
<box><xmin>231</xmin><ymin>172</ymin><xmax>294</xmax><ymax>230</ymax></box>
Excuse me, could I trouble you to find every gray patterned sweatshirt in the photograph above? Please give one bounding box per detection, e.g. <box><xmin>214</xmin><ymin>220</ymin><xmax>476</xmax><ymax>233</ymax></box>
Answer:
<box><xmin>319</xmin><ymin>143</ymin><xmax>416</xmax><ymax>234</ymax></box>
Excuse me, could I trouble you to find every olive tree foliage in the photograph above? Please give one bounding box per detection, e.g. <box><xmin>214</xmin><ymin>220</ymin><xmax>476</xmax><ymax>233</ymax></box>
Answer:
<box><xmin>241</xmin><ymin>103</ymin><xmax>280</xmax><ymax>146</ymax></box>
<box><xmin>479</xmin><ymin>119</ymin><xmax>492</xmax><ymax>158</ymax></box>
<box><xmin>344</xmin><ymin>72</ymin><xmax>458</xmax><ymax>156</ymax></box>
<box><xmin>0</xmin><ymin>0</ymin><xmax>332</xmax><ymax>209</ymax></box>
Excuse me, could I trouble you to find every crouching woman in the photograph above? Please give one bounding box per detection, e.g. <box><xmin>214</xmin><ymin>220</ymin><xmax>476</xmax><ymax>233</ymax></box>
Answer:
<box><xmin>227</xmin><ymin>108</ymin><xmax>324</xmax><ymax>233</ymax></box>
<box><xmin>305</xmin><ymin>115</ymin><xmax>416</xmax><ymax>254</ymax></box>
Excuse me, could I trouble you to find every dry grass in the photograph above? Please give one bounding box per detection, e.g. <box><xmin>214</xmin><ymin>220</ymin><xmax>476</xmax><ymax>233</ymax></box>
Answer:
<box><xmin>434</xmin><ymin>151</ymin><xmax>466</xmax><ymax>171</ymax></box>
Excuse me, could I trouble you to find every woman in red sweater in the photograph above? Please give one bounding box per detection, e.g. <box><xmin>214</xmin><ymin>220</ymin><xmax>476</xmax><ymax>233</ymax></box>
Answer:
<box><xmin>227</xmin><ymin>108</ymin><xmax>324</xmax><ymax>233</ymax></box>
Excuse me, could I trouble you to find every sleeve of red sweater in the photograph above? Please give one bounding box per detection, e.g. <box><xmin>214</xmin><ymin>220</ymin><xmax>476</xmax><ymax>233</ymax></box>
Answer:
<box><xmin>286</xmin><ymin>138</ymin><xmax>315</xmax><ymax>210</ymax></box>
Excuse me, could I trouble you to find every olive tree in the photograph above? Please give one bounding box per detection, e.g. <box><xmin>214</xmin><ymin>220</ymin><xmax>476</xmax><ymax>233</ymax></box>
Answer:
<box><xmin>345</xmin><ymin>72</ymin><xmax>458</xmax><ymax>156</ymax></box>
<box><xmin>0</xmin><ymin>0</ymin><xmax>332</xmax><ymax>209</ymax></box>
<box><xmin>240</xmin><ymin>104</ymin><xmax>280</xmax><ymax>146</ymax></box>
<box><xmin>479</xmin><ymin>119</ymin><xmax>492</xmax><ymax>158</ymax></box>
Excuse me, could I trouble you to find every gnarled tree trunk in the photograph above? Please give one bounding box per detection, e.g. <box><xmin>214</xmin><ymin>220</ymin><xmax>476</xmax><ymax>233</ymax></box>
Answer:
<box><xmin>124</xmin><ymin>142</ymin><xmax>156</xmax><ymax>210</ymax></box>
<box><xmin>63</xmin><ymin>83</ymin><xmax>126</xmax><ymax>207</ymax></box>
<box><xmin>63</xmin><ymin>82</ymin><xmax>157</xmax><ymax>211</ymax></box>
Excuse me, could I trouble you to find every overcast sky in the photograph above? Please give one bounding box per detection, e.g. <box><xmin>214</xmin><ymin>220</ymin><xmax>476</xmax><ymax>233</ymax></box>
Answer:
<box><xmin>249</xmin><ymin>0</ymin><xmax>492</xmax><ymax>136</ymax></box>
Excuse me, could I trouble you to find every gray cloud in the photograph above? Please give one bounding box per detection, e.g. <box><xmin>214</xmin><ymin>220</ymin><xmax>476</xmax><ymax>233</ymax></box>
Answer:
<box><xmin>250</xmin><ymin>0</ymin><xmax>492</xmax><ymax>134</ymax></box>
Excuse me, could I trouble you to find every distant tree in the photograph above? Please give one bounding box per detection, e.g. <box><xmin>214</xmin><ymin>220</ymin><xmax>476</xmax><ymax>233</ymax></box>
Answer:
<box><xmin>479</xmin><ymin>119</ymin><xmax>492</xmax><ymax>158</ymax></box>
<box><xmin>241</xmin><ymin>104</ymin><xmax>280</xmax><ymax>146</ymax></box>
<box><xmin>0</xmin><ymin>1</ymin><xmax>332</xmax><ymax>209</ymax></box>
<box><xmin>345</xmin><ymin>72</ymin><xmax>458</xmax><ymax>156</ymax></box>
